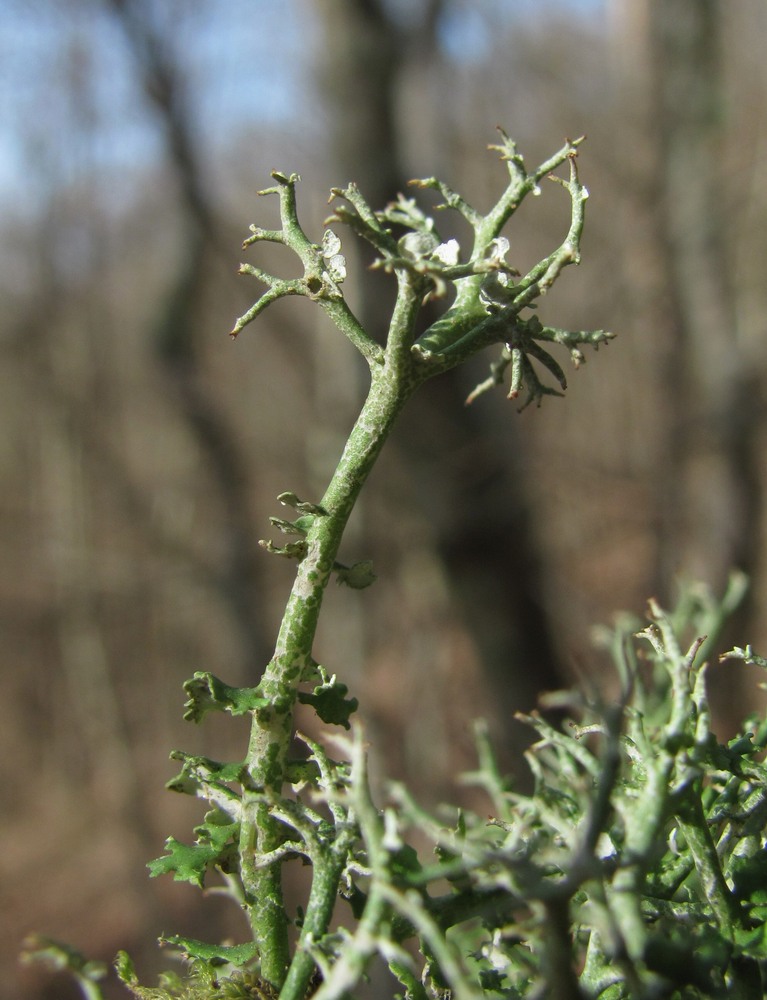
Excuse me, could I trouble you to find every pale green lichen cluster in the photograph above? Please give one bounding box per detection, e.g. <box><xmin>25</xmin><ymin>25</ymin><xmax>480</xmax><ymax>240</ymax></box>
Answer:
<box><xmin>24</xmin><ymin>133</ymin><xmax>628</xmax><ymax>999</ymax></box>
<box><xmin>24</xmin><ymin>577</ymin><xmax>767</xmax><ymax>998</ymax></box>
<box><xmin>224</xmin><ymin>136</ymin><xmax>613</xmax><ymax>989</ymax></box>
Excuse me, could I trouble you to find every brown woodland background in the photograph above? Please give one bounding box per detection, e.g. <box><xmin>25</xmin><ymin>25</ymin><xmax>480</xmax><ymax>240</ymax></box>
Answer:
<box><xmin>3</xmin><ymin>1</ymin><xmax>767</xmax><ymax>997</ymax></box>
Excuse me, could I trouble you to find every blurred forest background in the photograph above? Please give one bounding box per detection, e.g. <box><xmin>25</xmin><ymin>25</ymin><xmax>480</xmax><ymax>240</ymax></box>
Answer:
<box><xmin>4</xmin><ymin>0</ymin><xmax>767</xmax><ymax>997</ymax></box>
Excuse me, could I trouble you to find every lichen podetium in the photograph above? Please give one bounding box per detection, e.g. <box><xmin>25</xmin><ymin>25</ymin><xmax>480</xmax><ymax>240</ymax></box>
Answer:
<box><xmin>24</xmin><ymin>134</ymin><xmax>611</xmax><ymax>999</ymax></box>
<box><xmin>228</xmin><ymin>136</ymin><xmax>611</xmax><ymax>989</ymax></box>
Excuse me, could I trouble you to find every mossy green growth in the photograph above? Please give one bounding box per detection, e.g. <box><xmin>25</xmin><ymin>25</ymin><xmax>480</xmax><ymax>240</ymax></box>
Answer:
<box><xmin>25</xmin><ymin>131</ymin><xmax>630</xmax><ymax>999</ymax></box>
<box><xmin>26</xmin><ymin>575</ymin><xmax>767</xmax><ymax>998</ymax></box>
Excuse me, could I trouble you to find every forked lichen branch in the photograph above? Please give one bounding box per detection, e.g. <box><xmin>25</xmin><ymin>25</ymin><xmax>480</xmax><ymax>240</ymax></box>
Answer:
<box><xmin>26</xmin><ymin>123</ymin><xmax>767</xmax><ymax>1000</ymax></box>
<box><xmin>232</xmin><ymin>132</ymin><xmax>613</xmax><ymax>408</ymax></box>
<box><xmin>220</xmin><ymin>132</ymin><xmax>614</xmax><ymax>994</ymax></box>
<box><xmin>38</xmin><ymin>132</ymin><xmax>615</xmax><ymax>1000</ymax></box>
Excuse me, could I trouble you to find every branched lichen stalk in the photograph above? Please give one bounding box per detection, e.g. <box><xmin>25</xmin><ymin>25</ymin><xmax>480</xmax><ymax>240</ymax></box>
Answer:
<box><xmin>38</xmin><ymin>129</ymin><xmax>767</xmax><ymax>1000</ymax></box>
<box><xmin>241</xmin><ymin>366</ymin><xmax>418</xmax><ymax>985</ymax></box>
<box><xmin>226</xmin><ymin>134</ymin><xmax>610</xmax><ymax>990</ymax></box>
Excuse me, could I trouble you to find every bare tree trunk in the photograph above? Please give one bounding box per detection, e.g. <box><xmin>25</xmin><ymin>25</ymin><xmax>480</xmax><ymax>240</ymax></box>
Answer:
<box><xmin>650</xmin><ymin>2</ymin><xmax>761</xmax><ymax>627</ymax></box>
<box><xmin>107</xmin><ymin>0</ymin><xmax>271</xmax><ymax>677</ymax></box>
<box><xmin>315</xmin><ymin>0</ymin><xmax>565</xmax><ymax>781</ymax></box>
<box><xmin>608</xmin><ymin>0</ymin><xmax>763</xmax><ymax>717</ymax></box>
